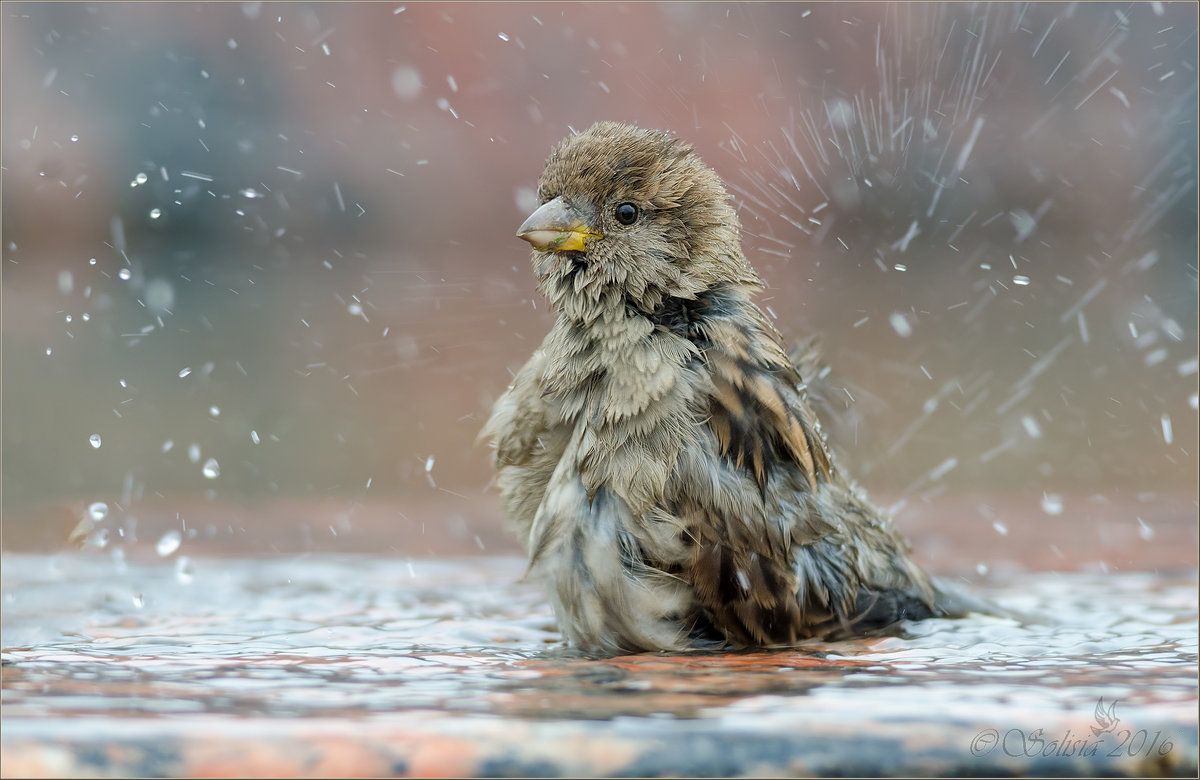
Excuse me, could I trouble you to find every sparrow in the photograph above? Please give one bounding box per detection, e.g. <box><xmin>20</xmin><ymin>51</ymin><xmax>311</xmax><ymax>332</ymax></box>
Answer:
<box><xmin>482</xmin><ymin>121</ymin><xmax>980</xmax><ymax>656</ymax></box>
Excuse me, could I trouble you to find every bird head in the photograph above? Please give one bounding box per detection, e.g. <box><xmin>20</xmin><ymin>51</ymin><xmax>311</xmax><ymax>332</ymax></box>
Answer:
<box><xmin>518</xmin><ymin>122</ymin><xmax>762</xmax><ymax>323</ymax></box>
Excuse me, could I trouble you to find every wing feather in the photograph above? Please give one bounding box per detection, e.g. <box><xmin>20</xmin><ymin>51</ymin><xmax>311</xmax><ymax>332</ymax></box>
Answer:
<box><xmin>699</xmin><ymin>292</ymin><xmax>832</xmax><ymax>492</ymax></box>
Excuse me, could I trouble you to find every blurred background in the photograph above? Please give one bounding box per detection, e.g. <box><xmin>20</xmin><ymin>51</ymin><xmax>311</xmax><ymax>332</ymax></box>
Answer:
<box><xmin>2</xmin><ymin>2</ymin><xmax>1196</xmax><ymax>571</ymax></box>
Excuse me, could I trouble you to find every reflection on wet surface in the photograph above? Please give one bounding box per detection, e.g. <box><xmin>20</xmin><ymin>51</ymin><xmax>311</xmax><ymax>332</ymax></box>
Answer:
<box><xmin>2</xmin><ymin>553</ymin><xmax>1197</xmax><ymax>775</ymax></box>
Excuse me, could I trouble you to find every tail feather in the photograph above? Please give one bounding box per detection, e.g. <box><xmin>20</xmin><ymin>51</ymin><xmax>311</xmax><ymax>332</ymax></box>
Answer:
<box><xmin>931</xmin><ymin>577</ymin><xmax>1035</xmax><ymax>623</ymax></box>
<box><xmin>929</xmin><ymin>577</ymin><xmax>999</xmax><ymax>617</ymax></box>
<box><xmin>815</xmin><ymin>579</ymin><xmax>1016</xmax><ymax>640</ymax></box>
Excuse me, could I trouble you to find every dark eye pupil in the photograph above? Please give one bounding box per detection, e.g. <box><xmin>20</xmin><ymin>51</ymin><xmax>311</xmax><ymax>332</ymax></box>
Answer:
<box><xmin>615</xmin><ymin>203</ymin><xmax>638</xmax><ymax>225</ymax></box>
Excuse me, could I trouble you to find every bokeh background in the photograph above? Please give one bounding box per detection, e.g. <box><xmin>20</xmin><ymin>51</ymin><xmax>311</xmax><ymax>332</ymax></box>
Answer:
<box><xmin>3</xmin><ymin>2</ymin><xmax>1197</xmax><ymax>571</ymax></box>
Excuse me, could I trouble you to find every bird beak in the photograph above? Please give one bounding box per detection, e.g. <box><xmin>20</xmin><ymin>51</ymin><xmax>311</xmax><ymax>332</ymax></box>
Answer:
<box><xmin>517</xmin><ymin>197</ymin><xmax>602</xmax><ymax>252</ymax></box>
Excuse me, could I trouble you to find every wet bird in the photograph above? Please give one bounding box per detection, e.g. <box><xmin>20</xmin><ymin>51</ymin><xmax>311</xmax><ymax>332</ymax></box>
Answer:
<box><xmin>482</xmin><ymin>121</ymin><xmax>981</xmax><ymax>655</ymax></box>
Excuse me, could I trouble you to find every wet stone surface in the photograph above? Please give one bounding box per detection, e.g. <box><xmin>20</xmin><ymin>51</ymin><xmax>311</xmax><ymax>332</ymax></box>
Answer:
<box><xmin>2</xmin><ymin>552</ymin><xmax>1197</xmax><ymax>777</ymax></box>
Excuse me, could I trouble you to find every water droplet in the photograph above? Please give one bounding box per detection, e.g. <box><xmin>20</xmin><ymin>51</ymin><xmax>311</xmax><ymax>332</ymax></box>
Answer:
<box><xmin>202</xmin><ymin>458</ymin><xmax>220</xmax><ymax>479</ymax></box>
<box><xmin>88</xmin><ymin>501</ymin><xmax>109</xmax><ymax>521</ymax></box>
<box><xmin>132</xmin><ymin>172</ymin><xmax>148</xmax><ymax>186</ymax></box>
<box><xmin>425</xmin><ymin>455</ymin><xmax>435</xmax><ymax>473</ymax></box>
<box><xmin>117</xmin><ymin>267</ymin><xmax>132</xmax><ymax>281</ymax></box>
<box><xmin>88</xmin><ymin>257</ymin><xmax>97</xmax><ymax>265</ymax></box>
<box><xmin>175</xmin><ymin>556</ymin><xmax>195</xmax><ymax>584</ymax></box>
<box><xmin>1013</xmin><ymin>275</ymin><xmax>1031</xmax><ymax>286</ymax></box>
<box><xmin>826</xmin><ymin>97</ymin><xmax>855</xmax><ymax>129</ymax></box>
<box><xmin>188</xmin><ymin>444</ymin><xmax>201</xmax><ymax>463</ymax></box>
<box><xmin>81</xmin><ymin>313</ymin><xmax>90</xmax><ymax>321</ymax></box>
<box><xmin>70</xmin><ymin>134</ymin><xmax>79</xmax><ymax>142</ymax></box>
<box><xmin>1040</xmin><ymin>493</ymin><xmax>1064</xmax><ymax>516</ymax></box>
<box><xmin>209</xmin><ymin>405</ymin><xmax>220</xmax><ymax>417</ymax></box>
<box><xmin>888</xmin><ymin>312</ymin><xmax>913</xmax><ymax>338</ymax></box>
<box><xmin>178</xmin><ymin>367</ymin><xmax>192</xmax><ymax>378</ymax></box>
<box><xmin>156</xmin><ymin>529</ymin><xmax>182</xmax><ymax>557</ymax></box>
<box><xmin>347</xmin><ymin>302</ymin><xmax>363</xmax><ymax>316</ymax></box>
<box><xmin>975</xmin><ymin>562</ymin><xmax>989</xmax><ymax>575</ymax></box>
<box><xmin>239</xmin><ymin>187</ymin><xmax>262</xmax><ymax>199</ymax></box>
<box><xmin>390</xmin><ymin>65</ymin><xmax>422</xmax><ymax>101</ymax></box>
<box><xmin>143</xmin><ymin>278</ymin><xmax>175</xmax><ymax>314</ymax></box>
<box><xmin>162</xmin><ymin>439</ymin><xmax>174</xmax><ymax>453</ymax></box>
<box><xmin>992</xmin><ymin>521</ymin><xmax>1008</xmax><ymax>536</ymax></box>
<box><xmin>250</xmin><ymin>430</ymin><xmax>260</xmax><ymax>444</ymax></box>
<box><xmin>1020</xmin><ymin>415</ymin><xmax>1042</xmax><ymax>439</ymax></box>
<box><xmin>513</xmin><ymin>186</ymin><xmax>538</xmax><ymax>214</ymax></box>
<box><xmin>149</xmin><ymin>208</ymin><xmax>162</xmax><ymax>220</ymax></box>
<box><xmin>498</xmin><ymin>32</ymin><xmax>509</xmax><ymax>41</ymax></box>
<box><xmin>89</xmin><ymin>434</ymin><xmax>102</xmax><ymax>449</ymax></box>
<box><xmin>132</xmin><ymin>592</ymin><xmax>145</xmax><ymax>608</ymax></box>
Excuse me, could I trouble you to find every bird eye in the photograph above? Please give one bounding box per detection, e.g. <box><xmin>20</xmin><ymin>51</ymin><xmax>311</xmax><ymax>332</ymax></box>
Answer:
<box><xmin>614</xmin><ymin>202</ymin><xmax>639</xmax><ymax>225</ymax></box>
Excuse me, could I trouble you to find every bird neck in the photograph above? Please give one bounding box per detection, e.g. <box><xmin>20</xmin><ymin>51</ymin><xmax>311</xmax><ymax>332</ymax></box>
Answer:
<box><xmin>540</xmin><ymin>281</ymin><xmax>767</xmax><ymax>404</ymax></box>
